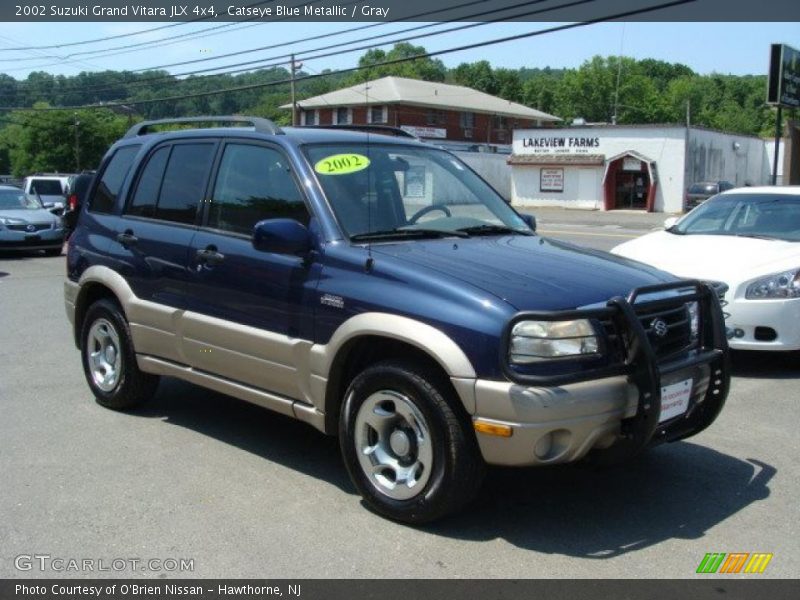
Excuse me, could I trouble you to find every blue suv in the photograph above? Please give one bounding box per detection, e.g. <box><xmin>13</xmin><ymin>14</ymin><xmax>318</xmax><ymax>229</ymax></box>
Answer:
<box><xmin>65</xmin><ymin>117</ymin><xmax>730</xmax><ymax>523</ymax></box>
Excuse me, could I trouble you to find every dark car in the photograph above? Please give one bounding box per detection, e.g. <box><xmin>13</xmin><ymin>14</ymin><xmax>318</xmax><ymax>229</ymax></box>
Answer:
<box><xmin>64</xmin><ymin>116</ymin><xmax>730</xmax><ymax>523</ymax></box>
<box><xmin>685</xmin><ymin>180</ymin><xmax>735</xmax><ymax>210</ymax></box>
<box><xmin>63</xmin><ymin>172</ymin><xmax>96</xmax><ymax>235</ymax></box>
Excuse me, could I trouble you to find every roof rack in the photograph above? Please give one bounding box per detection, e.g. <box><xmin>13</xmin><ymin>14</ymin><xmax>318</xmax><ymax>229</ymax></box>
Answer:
<box><xmin>298</xmin><ymin>124</ymin><xmax>418</xmax><ymax>138</ymax></box>
<box><xmin>124</xmin><ymin>115</ymin><xmax>284</xmax><ymax>138</ymax></box>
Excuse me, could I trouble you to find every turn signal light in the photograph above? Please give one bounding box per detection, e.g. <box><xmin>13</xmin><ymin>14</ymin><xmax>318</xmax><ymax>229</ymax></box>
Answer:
<box><xmin>473</xmin><ymin>420</ymin><xmax>513</xmax><ymax>437</ymax></box>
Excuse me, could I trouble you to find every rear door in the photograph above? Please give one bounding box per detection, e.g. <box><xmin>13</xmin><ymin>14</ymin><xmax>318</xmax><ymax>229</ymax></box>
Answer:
<box><xmin>105</xmin><ymin>140</ymin><xmax>217</xmax><ymax>364</ymax></box>
<box><xmin>183</xmin><ymin>141</ymin><xmax>319</xmax><ymax>398</ymax></box>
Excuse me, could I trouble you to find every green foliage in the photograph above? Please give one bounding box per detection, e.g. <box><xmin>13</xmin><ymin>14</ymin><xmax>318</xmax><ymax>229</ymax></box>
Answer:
<box><xmin>0</xmin><ymin>104</ymin><xmax>128</xmax><ymax>175</ymax></box>
<box><xmin>347</xmin><ymin>43</ymin><xmax>446</xmax><ymax>84</ymax></box>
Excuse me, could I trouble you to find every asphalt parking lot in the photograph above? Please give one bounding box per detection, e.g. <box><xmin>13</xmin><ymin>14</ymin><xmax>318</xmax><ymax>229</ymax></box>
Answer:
<box><xmin>1</xmin><ymin>213</ymin><xmax>798</xmax><ymax>579</ymax></box>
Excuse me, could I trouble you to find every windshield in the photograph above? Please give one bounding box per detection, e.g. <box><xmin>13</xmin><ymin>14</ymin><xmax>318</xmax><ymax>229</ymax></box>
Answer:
<box><xmin>673</xmin><ymin>193</ymin><xmax>800</xmax><ymax>241</ymax></box>
<box><xmin>0</xmin><ymin>189</ymin><xmax>43</xmax><ymax>210</ymax></box>
<box><xmin>30</xmin><ymin>179</ymin><xmax>64</xmax><ymax>196</ymax></box>
<box><xmin>305</xmin><ymin>143</ymin><xmax>529</xmax><ymax>239</ymax></box>
<box><xmin>688</xmin><ymin>183</ymin><xmax>718</xmax><ymax>195</ymax></box>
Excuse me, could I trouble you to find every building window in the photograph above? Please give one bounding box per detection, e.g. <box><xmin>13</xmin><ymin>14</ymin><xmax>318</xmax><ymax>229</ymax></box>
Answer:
<box><xmin>426</xmin><ymin>109</ymin><xmax>446</xmax><ymax>126</ymax></box>
<box><xmin>302</xmin><ymin>110</ymin><xmax>318</xmax><ymax>126</ymax></box>
<box><xmin>368</xmin><ymin>105</ymin><xmax>387</xmax><ymax>124</ymax></box>
<box><xmin>334</xmin><ymin>107</ymin><xmax>352</xmax><ymax>125</ymax></box>
<box><xmin>460</xmin><ymin>112</ymin><xmax>475</xmax><ymax>129</ymax></box>
<box><xmin>493</xmin><ymin>115</ymin><xmax>508</xmax><ymax>129</ymax></box>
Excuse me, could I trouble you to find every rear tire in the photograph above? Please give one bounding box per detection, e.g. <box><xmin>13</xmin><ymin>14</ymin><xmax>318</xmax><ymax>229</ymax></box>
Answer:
<box><xmin>80</xmin><ymin>298</ymin><xmax>159</xmax><ymax>410</ymax></box>
<box><xmin>339</xmin><ymin>360</ymin><xmax>484</xmax><ymax>524</ymax></box>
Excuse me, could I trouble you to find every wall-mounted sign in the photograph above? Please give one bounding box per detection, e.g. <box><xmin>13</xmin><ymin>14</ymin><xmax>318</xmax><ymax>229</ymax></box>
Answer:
<box><xmin>540</xmin><ymin>168</ymin><xmax>564</xmax><ymax>192</ymax></box>
<box><xmin>400</xmin><ymin>125</ymin><xmax>447</xmax><ymax>139</ymax></box>
<box><xmin>520</xmin><ymin>136</ymin><xmax>601</xmax><ymax>155</ymax></box>
<box><xmin>622</xmin><ymin>157</ymin><xmax>642</xmax><ymax>172</ymax></box>
<box><xmin>767</xmin><ymin>43</ymin><xmax>800</xmax><ymax>108</ymax></box>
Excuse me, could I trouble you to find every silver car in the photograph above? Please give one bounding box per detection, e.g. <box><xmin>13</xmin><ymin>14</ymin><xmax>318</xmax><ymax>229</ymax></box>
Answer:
<box><xmin>0</xmin><ymin>184</ymin><xmax>65</xmax><ymax>255</ymax></box>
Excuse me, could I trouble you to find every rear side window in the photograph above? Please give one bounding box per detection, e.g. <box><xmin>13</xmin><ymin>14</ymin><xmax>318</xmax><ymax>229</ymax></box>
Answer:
<box><xmin>157</xmin><ymin>143</ymin><xmax>215</xmax><ymax>225</ymax></box>
<box><xmin>126</xmin><ymin>143</ymin><xmax>215</xmax><ymax>225</ymax></box>
<box><xmin>207</xmin><ymin>143</ymin><xmax>308</xmax><ymax>235</ymax></box>
<box><xmin>128</xmin><ymin>147</ymin><xmax>170</xmax><ymax>218</ymax></box>
<box><xmin>90</xmin><ymin>145</ymin><xmax>141</xmax><ymax>213</ymax></box>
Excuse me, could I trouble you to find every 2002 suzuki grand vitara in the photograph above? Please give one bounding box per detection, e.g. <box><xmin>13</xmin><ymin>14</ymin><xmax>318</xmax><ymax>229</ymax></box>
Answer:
<box><xmin>65</xmin><ymin>117</ymin><xmax>730</xmax><ymax>523</ymax></box>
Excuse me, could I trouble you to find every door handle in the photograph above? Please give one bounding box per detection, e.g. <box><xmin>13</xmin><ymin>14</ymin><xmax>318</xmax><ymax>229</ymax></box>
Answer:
<box><xmin>196</xmin><ymin>247</ymin><xmax>225</xmax><ymax>266</ymax></box>
<box><xmin>116</xmin><ymin>231</ymin><xmax>138</xmax><ymax>247</ymax></box>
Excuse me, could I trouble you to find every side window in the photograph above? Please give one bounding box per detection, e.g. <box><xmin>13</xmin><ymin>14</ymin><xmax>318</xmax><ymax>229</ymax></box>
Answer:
<box><xmin>128</xmin><ymin>146</ymin><xmax>170</xmax><ymax>218</ymax></box>
<box><xmin>90</xmin><ymin>145</ymin><xmax>141</xmax><ymax>213</ymax></box>
<box><xmin>207</xmin><ymin>144</ymin><xmax>308</xmax><ymax>235</ymax></box>
<box><xmin>155</xmin><ymin>143</ymin><xmax>215</xmax><ymax>225</ymax></box>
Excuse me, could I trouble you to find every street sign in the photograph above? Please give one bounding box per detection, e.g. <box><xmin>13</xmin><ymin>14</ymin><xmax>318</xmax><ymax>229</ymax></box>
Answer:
<box><xmin>767</xmin><ymin>44</ymin><xmax>800</xmax><ymax>108</ymax></box>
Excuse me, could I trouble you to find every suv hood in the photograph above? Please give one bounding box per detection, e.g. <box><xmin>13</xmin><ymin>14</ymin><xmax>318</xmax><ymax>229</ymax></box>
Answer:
<box><xmin>371</xmin><ymin>234</ymin><xmax>673</xmax><ymax>311</ymax></box>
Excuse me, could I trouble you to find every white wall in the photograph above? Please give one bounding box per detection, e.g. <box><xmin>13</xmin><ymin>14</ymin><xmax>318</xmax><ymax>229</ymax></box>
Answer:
<box><xmin>686</xmin><ymin>128</ymin><xmax>771</xmax><ymax>188</ymax></box>
<box><xmin>455</xmin><ymin>151</ymin><xmax>513</xmax><ymax>201</ymax></box>
<box><xmin>511</xmin><ymin>165</ymin><xmax>602</xmax><ymax>209</ymax></box>
<box><xmin>510</xmin><ymin>126</ymin><xmax>688</xmax><ymax>212</ymax></box>
<box><xmin>764</xmin><ymin>139</ymin><xmax>784</xmax><ymax>186</ymax></box>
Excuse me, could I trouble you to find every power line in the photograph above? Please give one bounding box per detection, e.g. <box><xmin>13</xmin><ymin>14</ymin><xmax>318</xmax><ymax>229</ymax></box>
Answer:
<box><xmin>0</xmin><ymin>0</ymin><xmax>274</xmax><ymax>53</ymax></box>
<box><xmin>0</xmin><ymin>0</ymin><xmax>694</xmax><ymax>113</ymax></box>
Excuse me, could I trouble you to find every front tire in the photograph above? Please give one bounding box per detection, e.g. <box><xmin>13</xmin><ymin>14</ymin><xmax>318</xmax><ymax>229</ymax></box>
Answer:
<box><xmin>80</xmin><ymin>298</ymin><xmax>159</xmax><ymax>410</ymax></box>
<box><xmin>339</xmin><ymin>360</ymin><xmax>484</xmax><ymax>524</ymax></box>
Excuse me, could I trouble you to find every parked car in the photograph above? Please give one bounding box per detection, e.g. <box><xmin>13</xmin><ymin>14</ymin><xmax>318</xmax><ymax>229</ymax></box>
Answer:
<box><xmin>0</xmin><ymin>184</ymin><xmax>65</xmax><ymax>255</ymax></box>
<box><xmin>63</xmin><ymin>171</ymin><xmax>96</xmax><ymax>235</ymax></box>
<box><xmin>612</xmin><ymin>186</ymin><xmax>800</xmax><ymax>351</ymax></box>
<box><xmin>22</xmin><ymin>174</ymin><xmax>72</xmax><ymax>211</ymax></box>
<box><xmin>65</xmin><ymin>116</ymin><xmax>730</xmax><ymax>523</ymax></box>
<box><xmin>685</xmin><ymin>180</ymin><xmax>735</xmax><ymax>210</ymax></box>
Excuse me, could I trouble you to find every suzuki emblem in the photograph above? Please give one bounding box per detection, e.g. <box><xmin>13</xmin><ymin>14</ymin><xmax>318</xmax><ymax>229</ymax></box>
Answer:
<box><xmin>652</xmin><ymin>318</ymin><xmax>669</xmax><ymax>338</ymax></box>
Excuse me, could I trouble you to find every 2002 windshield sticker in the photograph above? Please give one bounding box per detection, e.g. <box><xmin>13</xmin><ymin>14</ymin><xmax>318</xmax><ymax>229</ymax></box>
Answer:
<box><xmin>314</xmin><ymin>154</ymin><xmax>371</xmax><ymax>175</ymax></box>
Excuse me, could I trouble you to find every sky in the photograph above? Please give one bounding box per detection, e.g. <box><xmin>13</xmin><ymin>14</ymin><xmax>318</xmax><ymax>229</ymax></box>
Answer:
<box><xmin>0</xmin><ymin>21</ymin><xmax>797</xmax><ymax>81</ymax></box>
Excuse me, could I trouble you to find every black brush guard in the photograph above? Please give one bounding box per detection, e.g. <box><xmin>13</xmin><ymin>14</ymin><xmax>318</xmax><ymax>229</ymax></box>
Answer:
<box><xmin>499</xmin><ymin>280</ymin><xmax>730</xmax><ymax>457</ymax></box>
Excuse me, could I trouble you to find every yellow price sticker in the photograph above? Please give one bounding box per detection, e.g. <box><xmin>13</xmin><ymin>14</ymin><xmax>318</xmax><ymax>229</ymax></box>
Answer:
<box><xmin>314</xmin><ymin>153</ymin><xmax>371</xmax><ymax>175</ymax></box>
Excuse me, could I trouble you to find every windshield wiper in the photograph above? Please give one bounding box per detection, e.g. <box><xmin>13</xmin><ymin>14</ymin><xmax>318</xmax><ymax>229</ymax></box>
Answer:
<box><xmin>456</xmin><ymin>224</ymin><xmax>534</xmax><ymax>236</ymax></box>
<box><xmin>733</xmin><ymin>233</ymin><xmax>781</xmax><ymax>240</ymax></box>
<box><xmin>351</xmin><ymin>227</ymin><xmax>468</xmax><ymax>241</ymax></box>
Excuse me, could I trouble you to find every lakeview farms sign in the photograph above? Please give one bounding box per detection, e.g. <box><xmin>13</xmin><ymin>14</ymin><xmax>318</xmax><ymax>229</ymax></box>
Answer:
<box><xmin>520</xmin><ymin>136</ymin><xmax>601</xmax><ymax>154</ymax></box>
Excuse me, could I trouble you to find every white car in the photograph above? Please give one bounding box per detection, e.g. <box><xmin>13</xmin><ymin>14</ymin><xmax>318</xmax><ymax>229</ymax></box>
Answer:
<box><xmin>612</xmin><ymin>187</ymin><xmax>800</xmax><ymax>351</ymax></box>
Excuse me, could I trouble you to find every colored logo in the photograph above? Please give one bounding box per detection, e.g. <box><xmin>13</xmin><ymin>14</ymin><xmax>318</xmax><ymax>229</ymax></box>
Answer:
<box><xmin>696</xmin><ymin>553</ymin><xmax>773</xmax><ymax>574</ymax></box>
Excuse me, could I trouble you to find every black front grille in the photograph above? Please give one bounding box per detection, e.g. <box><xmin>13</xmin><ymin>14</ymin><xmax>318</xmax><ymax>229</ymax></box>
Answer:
<box><xmin>6</xmin><ymin>223</ymin><xmax>51</xmax><ymax>232</ymax></box>
<box><xmin>635</xmin><ymin>303</ymin><xmax>695</xmax><ymax>361</ymax></box>
<box><xmin>598</xmin><ymin>300</ymin><xmax>696</xmax><ymax>364</ymax></box>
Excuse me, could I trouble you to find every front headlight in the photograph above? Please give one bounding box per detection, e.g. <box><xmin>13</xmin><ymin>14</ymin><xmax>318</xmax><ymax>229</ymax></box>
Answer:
<box><xmin>0</xmin><ymin>216</ymin><xmax>25</xmax><ymax>225</ymax></box>
<box><xmin>509</xmin><ymin>319</ymin><xmax>600</xmax><ymax>363</ymax></box>
<box><xmin>745</xmin><ymin>269</ymin><xmax>800</xmax><ymax>299</ymax></box>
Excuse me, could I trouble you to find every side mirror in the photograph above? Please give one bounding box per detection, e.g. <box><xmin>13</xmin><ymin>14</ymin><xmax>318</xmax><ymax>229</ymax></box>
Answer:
<box><xmin>664</xmin><ymin>216</ymin><xmax>679</xmax><ymax>230</ymax></box>
<box><xmin>521</xmin><ymin>213</ymin><xmax>537</xmax><ymax>232</ymax></box>
<box><xmin>253</xmin><ymin>219</ymin><xmax>311</xmax><ymax>256</ymax></box>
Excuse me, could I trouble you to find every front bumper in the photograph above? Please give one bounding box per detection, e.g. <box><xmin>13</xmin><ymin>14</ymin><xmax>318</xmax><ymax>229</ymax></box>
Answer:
<box><xmin>726</xmin><ymin>296</ymin><xmax>800</xmax><ymax>351</ymax></box>
<box><xmin>0</xmin><ymin>227</ymin><xmax>64</xmax><ymax>250</ymax></box>
<box><xmin>472</xmin><ymin>281</ymin><xmax>730</xmax><ymax>466</ymax></box>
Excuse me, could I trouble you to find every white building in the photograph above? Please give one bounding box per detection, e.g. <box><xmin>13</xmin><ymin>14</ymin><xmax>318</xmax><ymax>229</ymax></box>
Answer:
<box><xmin>509</xmin><ymin>125</ymin><xmax>772</xmax><ymax>213</ymax></box>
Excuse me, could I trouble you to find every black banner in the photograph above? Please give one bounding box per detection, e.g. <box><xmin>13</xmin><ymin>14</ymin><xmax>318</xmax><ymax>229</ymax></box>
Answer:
<box><xmin>2</xmin><ymin>579</ymin><xmax>800</xmax><ymax>600</ymax></box>
<box><xmin>3</xmin><ymin>0</ymin><xmax>800</xmax><ymax>22</ymax></box>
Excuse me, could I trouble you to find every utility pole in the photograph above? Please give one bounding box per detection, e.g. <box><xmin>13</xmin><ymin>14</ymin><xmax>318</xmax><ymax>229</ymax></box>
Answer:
<box><xmin>290</xmin><ymin>54</ymin><xmax>302</xmax><ymax>126</ymax></box>
<box><xmin>73</xmin><ymin>112</ymin><xmax>80</xmax><ymax>171</ymax></box>
<box><xmin>772</xmin><ymin>105</ymin><xmax>782</xmax><ymax>185</ymax></box>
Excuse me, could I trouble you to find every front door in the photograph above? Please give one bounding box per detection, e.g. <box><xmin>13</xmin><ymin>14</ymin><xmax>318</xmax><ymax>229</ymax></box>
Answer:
<box><xmin>183</xmin><ymin>141</ymin><xmax>319</xmax><ymax>399</ymax></box>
